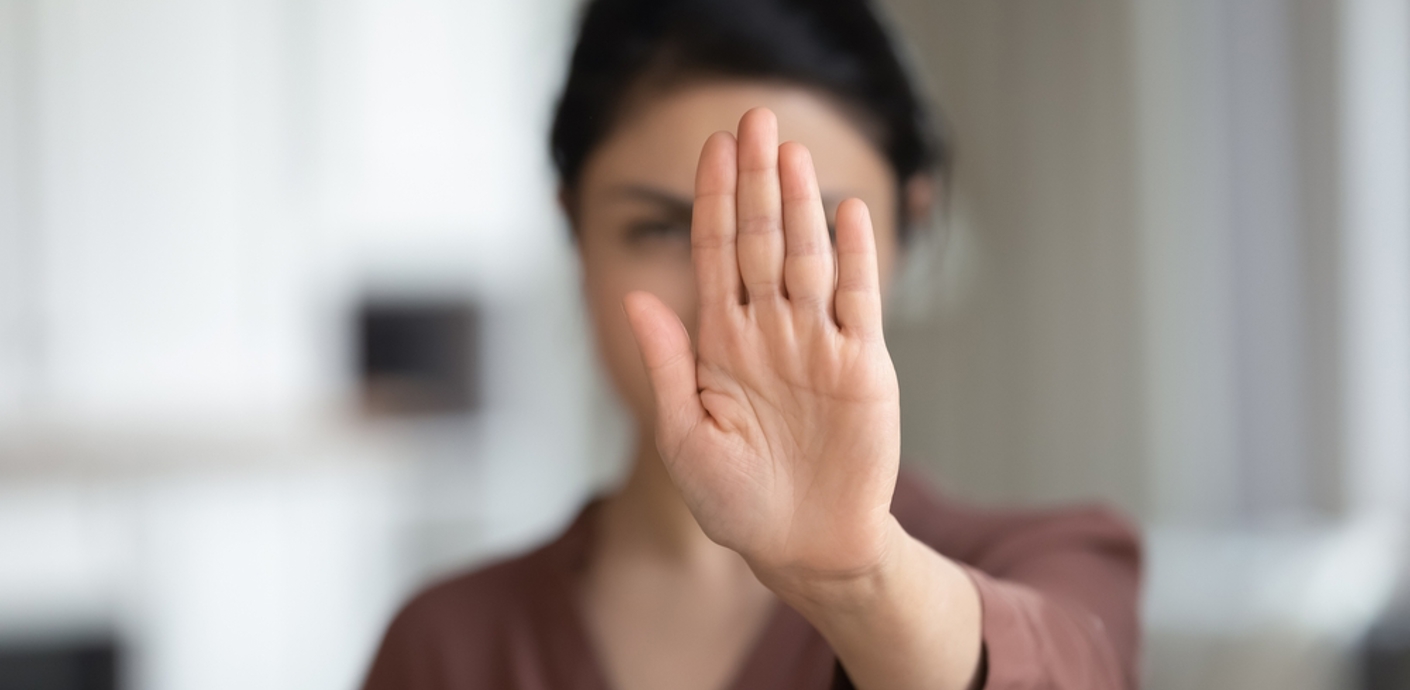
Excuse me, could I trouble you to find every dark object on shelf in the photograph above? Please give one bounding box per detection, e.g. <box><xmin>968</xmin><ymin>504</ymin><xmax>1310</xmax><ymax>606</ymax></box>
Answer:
<box><xmin>1363</xmin><ymin>612</ymin><xmax>1410</xmax><ymax>690</ymax></box>
<box><xmin>0</xmin><ymin>639</ymin><xmax>117</xmax><ymax>690</ymax></box>
<box><xmin>358</xmin><ymin>299</ymin><xmax>481</xmax><ymax>416</ymax></box>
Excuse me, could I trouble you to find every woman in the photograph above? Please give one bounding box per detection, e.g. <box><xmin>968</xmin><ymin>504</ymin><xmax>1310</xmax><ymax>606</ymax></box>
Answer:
<box><xmin>362</xmin><ymin>0</ymin><xmax>1141</xmax><ymax>688</ymax></box>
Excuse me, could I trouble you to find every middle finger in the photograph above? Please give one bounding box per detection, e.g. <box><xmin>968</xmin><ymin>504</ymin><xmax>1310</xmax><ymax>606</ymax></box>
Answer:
<box><xmin>735</xmin><ymin>108</ymin><xmax>785</xmax><ymax>305</ymax></box>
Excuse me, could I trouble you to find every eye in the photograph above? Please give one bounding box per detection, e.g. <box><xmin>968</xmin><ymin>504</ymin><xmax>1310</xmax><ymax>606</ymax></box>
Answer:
<box><xmin>625</xmin><ymin>219</ymin><xmax>691</xmax><ymax>244</ymax></box>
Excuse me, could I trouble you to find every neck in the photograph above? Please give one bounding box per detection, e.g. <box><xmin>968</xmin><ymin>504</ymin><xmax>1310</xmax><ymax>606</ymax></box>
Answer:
<box><xmin>597</xmin><ymin>434</ymin><xmax>728</xmax><ymax>565</ymax></box>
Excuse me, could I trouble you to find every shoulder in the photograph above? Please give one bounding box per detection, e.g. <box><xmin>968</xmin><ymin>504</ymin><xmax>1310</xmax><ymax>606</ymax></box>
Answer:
<box><xmin>371</xmin><ymin>546</ymin><xmax>552</xmax><ymax>662</ymax></box>
<box><xmin>388</xmin><ymin>548</ymin><xmax>551</xmax><ymax>639</ymax></box>
<box><xmin>891</xmin><ymin>466</ymin><xmax>1142</xmax><ymax>577</ymax></box>
<box><xmin>362</xmin><ymin>519</ymin><xmax>589</xmax><ymax>690</ymax></box>
<box><xmin>892</xmin><ymin>467</ymin><xmax>1144</xmax><ymax>687</ymax></box>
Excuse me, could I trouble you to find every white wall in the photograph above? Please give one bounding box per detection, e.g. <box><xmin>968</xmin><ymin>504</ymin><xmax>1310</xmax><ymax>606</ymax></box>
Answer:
<box><xmin>1340</xmin><ymin>0</ymin><xmax>1410</xmax><ymax>520</ymax></box>
<box><xmin>0</xmin><ymin>1</ymin><xmax>614</xmax><ymax>689</ymax></box>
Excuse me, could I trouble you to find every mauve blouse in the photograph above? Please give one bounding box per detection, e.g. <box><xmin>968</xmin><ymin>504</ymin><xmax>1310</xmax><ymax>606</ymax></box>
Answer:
<box><xmin>362</xmin><ymin>470</ymin><xmax>1142</xmax><ymax>689</ymax></box>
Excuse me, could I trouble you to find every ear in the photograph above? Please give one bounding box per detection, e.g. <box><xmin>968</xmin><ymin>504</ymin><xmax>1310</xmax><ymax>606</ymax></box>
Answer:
<box><xmin>903</xmin><ymin>174</ymin><xmax>936</xmax><ymax>229</ymax></box>
<box><xmin>557</xmin><ymin>185</ymin><xmax>581</xmax><ymax>233</ymax></box>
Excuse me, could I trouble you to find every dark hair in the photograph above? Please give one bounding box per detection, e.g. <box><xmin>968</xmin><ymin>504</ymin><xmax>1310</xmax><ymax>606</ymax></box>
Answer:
<box><xmin>549</xmin><ymin>0</ymin><xmax>947</xmax><ymax>239</ymax></box>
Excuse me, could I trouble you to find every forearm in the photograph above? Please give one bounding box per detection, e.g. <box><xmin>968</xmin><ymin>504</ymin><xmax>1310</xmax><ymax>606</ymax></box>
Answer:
<box><xmin>760</xmin><ymin>517</ymin><xmax>983</xmax><ymax>690</ymax></box>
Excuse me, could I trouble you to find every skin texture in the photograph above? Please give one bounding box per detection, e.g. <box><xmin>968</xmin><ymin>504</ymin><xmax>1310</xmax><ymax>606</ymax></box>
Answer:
<box><xmin>572</xmin><ymin>82</ymin><xmax>981</xmax><ymax>690</ymax></box>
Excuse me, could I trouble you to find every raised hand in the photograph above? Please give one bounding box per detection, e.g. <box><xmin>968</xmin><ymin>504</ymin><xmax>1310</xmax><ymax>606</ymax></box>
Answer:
<box><xmin>622</xmin><ymin>107</ymin><xmax>902</xmax><ymax>586</ymax></box>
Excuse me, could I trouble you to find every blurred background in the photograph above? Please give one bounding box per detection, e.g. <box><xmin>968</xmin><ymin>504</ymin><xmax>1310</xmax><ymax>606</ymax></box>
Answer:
<box><xmin>0</xmin><ymin>0</ymin><xmax>1407</xmax><ymax>688</ymax></box>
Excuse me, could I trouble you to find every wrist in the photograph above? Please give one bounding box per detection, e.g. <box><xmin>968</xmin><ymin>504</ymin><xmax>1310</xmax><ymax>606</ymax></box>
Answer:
<box><xmin>755</xmin><ymin>516</ymin><xmax>917</xmax><ymax>617</ymax></box>
<box><xmin>758</xmin><ymin>518</ymin><xmax>985</xmax><ymax>690</ymax></box>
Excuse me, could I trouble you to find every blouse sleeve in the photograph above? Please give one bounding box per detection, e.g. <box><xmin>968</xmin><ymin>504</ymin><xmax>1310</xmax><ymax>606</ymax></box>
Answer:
<box><xmin>891</xmin><ymin>472</ymin><xmax>1142</xmax><ymax>690</ymax></box>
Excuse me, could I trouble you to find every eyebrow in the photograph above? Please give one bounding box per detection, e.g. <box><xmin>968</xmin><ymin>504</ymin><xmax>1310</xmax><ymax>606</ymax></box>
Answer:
<box><xmin>608</xmin><ymin>184</ymin><xmax>693</xmax><ymax>214</ymax></box>
<box><xmin>609</xmin><ymin>184</ymin><xmax>855</xmax><ymax>217</ymax></box>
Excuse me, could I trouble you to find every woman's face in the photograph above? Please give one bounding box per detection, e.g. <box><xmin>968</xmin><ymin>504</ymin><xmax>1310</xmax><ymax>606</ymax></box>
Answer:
<box><xmin>572</xmin><ymin>81</ymin><xmax>900</xmax><ymax>431</ymax></box>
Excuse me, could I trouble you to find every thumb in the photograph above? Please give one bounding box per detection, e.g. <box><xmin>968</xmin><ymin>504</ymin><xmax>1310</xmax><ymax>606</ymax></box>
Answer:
<box><xmin>622</xmin><ymin>291</ymin><xmax>704</xmax><ymax>453</ymax></box>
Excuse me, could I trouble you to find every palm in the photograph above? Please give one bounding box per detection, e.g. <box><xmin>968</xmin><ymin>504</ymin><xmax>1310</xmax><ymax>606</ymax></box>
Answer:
<box><xmin>624</xmin><ymin>108</ymin><xmax>901</xmax><ymax>580</ymax></box>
